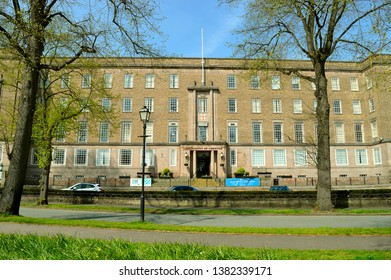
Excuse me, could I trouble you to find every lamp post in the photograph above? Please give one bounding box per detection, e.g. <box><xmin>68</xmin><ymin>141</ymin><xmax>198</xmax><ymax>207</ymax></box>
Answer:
<box><xmin>139</xmin><ymin>106</ymin><xmax>151</xmax><ymax>222</ymax></box>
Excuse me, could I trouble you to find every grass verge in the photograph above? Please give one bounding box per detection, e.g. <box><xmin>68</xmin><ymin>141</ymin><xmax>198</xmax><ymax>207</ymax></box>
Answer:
<box><xmin>0</xmin><ymin>233</ymin><xmax>390</xmax><ymax>260</ymax></box>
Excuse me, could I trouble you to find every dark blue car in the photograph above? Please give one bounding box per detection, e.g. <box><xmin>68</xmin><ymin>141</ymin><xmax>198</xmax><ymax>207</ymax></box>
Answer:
<box><xmin>269</xmin><ymin>185</ymin><xmax>291</xmax><ymax>192</ymax></box>
<box><xmin>169</xmin><ymin>186</ymin><xmax>198</xmax><ymax>192</ymax></box>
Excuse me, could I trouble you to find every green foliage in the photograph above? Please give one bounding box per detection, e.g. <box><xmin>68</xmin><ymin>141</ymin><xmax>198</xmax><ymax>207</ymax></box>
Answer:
<box><xmin>0</xmin><ymin>234</ymin><xmax>390</xmax><ymax>260</ymax></box>
<box><xmin>160</xmin><ymin>168</ymin><xmax>172</xmax><ymax>176</ymax></box>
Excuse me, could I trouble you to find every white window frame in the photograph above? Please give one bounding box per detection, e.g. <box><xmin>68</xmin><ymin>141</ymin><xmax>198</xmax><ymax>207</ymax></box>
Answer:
<box><xmin>144</xmin><ymin>98</ymin><xmax>154</xmax><ymax>112</ymax></box>
<box><xmin>252</xmin><ymin>122</ymin><xmax>262</xmax><ymax>143</ymax></box>
<box><xmin>228</xmin><ymin>98</ymin><xmax>237</xmax><ymax>113</ymax></box>
<box><xmin>273</xmin><ymin>99</ymin><xmax>282</xmax><ymax>113</ymax></box>
<box><xmin>273</xmin><ymin>122</ymin><xmax>283</xmax><ymax>143</ymax></box>
<box><xmin>122</xmin><ymin>97</ymin><xmax>132</xmax><ymax>112</ymax></box>
<box><xmin>271</xmin><ymin>75</ymin><xmax>280</xmax><ymax>90</ymax></box>
<box><xmin>250</xmin><ymin>75</ymin><xmax>260</xmax><ymax>89</ymax></box>
<box><xmin>74</xmin><ymin>149</ymin><xmax>88</xmax><ymax>166</ymax></box>
<box><xmin>335</xmin><ymin>121</ymin><xmax>345</xmax><ymax>143</ymax></box>
<box><xmin>373</xmin><ymin>147</ymin><xmax>382</xmax><ymax>165</ymax></box>
<box><xmin>273</xmin><ymin>149</ymin><xmax>287</xmax><ymax>166</ymax></box>
<box><xmin>77</xmin><ymin>121</ymin><xmax>88</xmax><ymax>143</ymax></box>
<box><xmin>124</xmin><ymin>73</ymin><xmax>134</xmax><ymax>88</ymax></box>
<box><xmin>96</xmin><ymin>148</ymin><xmax>110</xmax><ymax>166</ymax></box>
<box><xmin>168</xmin><ymin>122</ymin><xmax>178</xmax><ymax>143</ymax></box>
<box><xmin>292</xmin><ymin>76</ymin><xmax>301</xmax><ymax>90</ymax></box>
<box><xmin>294</xmin><ymin>149</ymin><xmax>307</xmax><ymax>166</ymax></box>
<box><xmin>335</xmin><ymin>149</ymin><xmax>348</xmax><ymax>166</ymax></box>
<box><xmin>119</xmin><ymin>149</ymin><xmax>132</xmax><ymax>166</ymax></box>
<box><xmin>252</xmin><ymin>149</ymin><xmax>265</xmax><ymax>167</ymax></box>
<box><xmin>354</xmin><ymin>122</ymin><xmax>364</xmax><ymax>143</ymax></box>
<box><xmin>349</xmin><ymin>77</ymin><xmax>359</xmax><ymax>91</ymax></box>
<box><xmin>146</xmin><ymin>122</ymin><xmax>153</xmax><ymax>143</ymax></box>
<box><xmin>333</xmin><ymin>99</ymin><xmax>342</xmax><ymax>114</ymax></box>
<box><xmin>61</xmin><ymin>74</ymin><xmax>70</xmax><ymax>88</ymax></box>
<box><xmin>169</xmin><ymin>149</ymin><xmax>177</xmax><ymax>166</ymax></box>
<box><xmin>230</xmin><ymin>149</ymin><xmax>237</xmax><ymax>166</ymax></box>
<box><xmin>81</xmin><ymin>73</ymin><xmax>91</xmax><ymax>88</ymax></box>
<box><xmin>52</xmin><ymin>148</ymin><xmax>66</xmax><ymax>165</ymax></box>
<box><xmin>293</xmin><ymin>99</ymin><xmax>302</xmax><ymax>114</ymax></box>
<box><xmin>99</xmin><ymin>122</ymin><xmax>110</xmax><ymax>143</ymax></box>
<box><xmin>228</xmin><ymin>123</ymin><xmax>238</xmax><ymax>143</ymax></box>
<box><xmin>369</xmin><ymin>98</ymin><xmax>375</xmax><ymax>112</ymax></box>
<box><xmin>121</xmin><ymin>121</ymin><xmax>132</xmax><ymax>143</ymax></box>
<box><xmin>103</xmin><ymin>73</ymin><xmax>112</xmax><ymax>88</ymax></box>
<box><xmin>331</xmin><ymin>77</ymin><xmax>340</xmax><ymax>91</ymax></box>
<box><xmin>355</xmin><ymin>149</ymin><xmax>368</xmax><ymax>165</ymax></box>
<box><xmin>294</xmin><ymin>122</ymin><xmax>304</xmax><ymax>143</ymax></box>
<box><xmin>227</xmin><ymin>74</ymin><xmax>236</xmax><ymax>89</ymax></box>
<box><xmin>145</xmin><ymin>74</ymin><xmax>155</xmax><ymax>88</ymax></box>
<box><xmin>252</xmin><ymin>98</ymin><xmax>261</xmax><ymax>113</ymax></box>
<box><xmin>169</xmin><ymin>74</ymin><xmax>179</xmax><ymax>89</ymax></box>
<box><xmin>169</xmin><ymin>97</ymin><xmax>178</xmax><ymax>112</ymax></box>
<box><xmin>352</xmin><ymin>100</ymin><xmax>362</xmax><ymax>114</ymax></box>
<box><xmin>101</xmin><ymin>98</ymin><xmax>111</xmax><ymax>111</ymax></box>
<box><xmin>371</xmin><ymin>120</ymin><xmax>378</xmax><ymax>139</ymax></box>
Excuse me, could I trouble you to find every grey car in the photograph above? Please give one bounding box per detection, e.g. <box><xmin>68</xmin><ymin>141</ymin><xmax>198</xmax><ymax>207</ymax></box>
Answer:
<box><xmin>61</xmin><ymin>183</ymin><xmax>102</xmax><ymax>192</ymax></box>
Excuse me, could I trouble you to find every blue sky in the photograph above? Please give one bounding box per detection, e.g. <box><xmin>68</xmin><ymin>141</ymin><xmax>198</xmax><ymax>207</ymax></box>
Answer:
<box><xmin>158</xmin><ymin>0</ymin><xmax>243</xmax><ymax>58</ymax></box>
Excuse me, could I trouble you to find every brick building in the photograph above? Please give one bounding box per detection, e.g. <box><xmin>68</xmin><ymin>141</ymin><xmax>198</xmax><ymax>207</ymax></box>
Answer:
<box><xmin>0</xmin><ymin>55</ymin><xmax>390</xmax><ymax>183</ymax></box>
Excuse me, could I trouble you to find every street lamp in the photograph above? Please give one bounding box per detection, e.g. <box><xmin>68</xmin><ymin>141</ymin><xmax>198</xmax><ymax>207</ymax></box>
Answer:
<box><xmin>139</xmin><ymin>106</ymin><xmax>151</xmax><ymax>222</ymax></box>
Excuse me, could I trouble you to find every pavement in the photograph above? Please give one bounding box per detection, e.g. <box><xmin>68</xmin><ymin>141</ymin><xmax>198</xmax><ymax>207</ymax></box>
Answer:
<box><xmin>0</xmin><ymin>207</ymin><xmax>390</xmax><ymax>250</ymax></box>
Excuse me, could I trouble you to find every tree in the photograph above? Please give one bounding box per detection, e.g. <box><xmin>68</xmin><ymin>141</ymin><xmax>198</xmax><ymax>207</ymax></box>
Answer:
<box><xmin>222</xmin><ymin>0</ymin><xmax>391</xmax><ymax>211</ymax></box>
<box><xmin>0</xmin><ymin>0</ymin><xmax>161</xmax><ymax>215</ymax></box>
<box><xmin>33</xmin><ymin>68</ymin><xmax>119</xmax><ymax>205</ymax></box>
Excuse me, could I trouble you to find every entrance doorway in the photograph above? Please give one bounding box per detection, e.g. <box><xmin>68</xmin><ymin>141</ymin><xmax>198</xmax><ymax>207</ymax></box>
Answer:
<box><xmin>196</xmin><ymin>151</ymin><xmax>210</xmax><ymax>178</ymax></box>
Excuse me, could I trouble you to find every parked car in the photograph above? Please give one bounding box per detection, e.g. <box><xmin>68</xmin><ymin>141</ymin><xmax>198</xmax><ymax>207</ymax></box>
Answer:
<box><xmin>269</xmin><ymin>185</ymin><xmax>291</xmax><ymax>192</ymax></box>
<box><xmin>169</xmin><ymin>186</ymin><xmax>198</xmax><ymax>192</ymax></box>
<box><xmin>61</xmin><ymin>183</ymin><xmax>102</xmax><ymax>192</ymax></box>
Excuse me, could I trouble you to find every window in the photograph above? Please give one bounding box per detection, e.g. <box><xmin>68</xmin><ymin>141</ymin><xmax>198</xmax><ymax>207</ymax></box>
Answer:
<box><xmin>252</xmin><ymin>149</ymin><xmax>265</xmax><ymax>166</ymax></box>
<box><xmin>39</xmin><ymin>71</ymin><xmax>50</xmax><ymax>89</ymax></box>
<box><xmin>198</xmin><ymin>125</ymin><xmax>208</xmax><ymax>141</ymax></box>
<box><xmin>124</xmin><ymin>74</ymin><xmax>133</xmax><ymax>88</ymax></box>
<box><xmin>103</xmin><ymin>73</ymin><xmax>112</xmax><ymax>88</ymax></box>
<box><xmin>252</xmin><ymin>98</ymin><xmax>261</xmax><ymax>113</ymax></box>
<box><xmin>227</xmin><ymin>75</ymin><xmax>236</xmax><ymax>89</ymax></box>
<box><xmin>354</xmin><ymin>123</ymin><xmax>364</xmax><ymax>143</ymax></box>
<box><xmin>294</xmin><ymin>122</ymin><xmax>304</xmax><ymax>143</ymax></box>
<box><xmin>119</xmin><ymin>149</ymin><xmax>132</xmax><ymax>166</ymax></box>
<box><xmin>331</xmin><ymin>77</ymin><xmax>340</xmax><ymax>91</ymax></box>
<box><xmin>81</xmin><ymin>74</ymin><xmax>91</xmax><ymax>88</ymax></box>
<box><xmin>169</xmin><ymin>74</ymin><xmax>179</xmax><ymax>88</ymax></box>
<box><xmin>198</xmin><ymin>98</ymin><xmax>208</xmax><ymax>113</ymax></box>
<box><xmin>53</xmin><ymin>148</ymin><xmax>66</xmax><ymax>165</ymax></box>
<box><xmin>77</xmin><ymin>121</ymin><xmax>88</xmax><ymax>143</ymax></box>
<box><xmin>349</xmin><ymin>77</ymin><xmax>359</xmax><ymax>91</ymax></box>
<box><xmin>371</xmin><ymin>120</ymin><xmax>378</xmax><ymax>139</ymax></box>
<box><xmin>373</xmin><ymin>148</ymin><xmax>382</xmax><ymax>164</ymax></box>
<box><xmin>335</xmin><ymin>121</ymin><xmax>345</xmax><ymax>143</ymax></box>
<box><xmin>335</xmin><ymin>149</ymin><xmax>348</xmax><ymax>166</ymax></box>
<box><xmin>333</xmin><ymin>100</ymin><xmax>342</xmax><ymax>114</ymax></box>
<box><xmin>101</xmin><ymin>98</ymin><xmax>111</xmax><ymax>111</ymax></box>
<box><xmin>271</xmin><ymin>75</ymin><xmax>280</xmax><ymax>89</ymax></box>
<box><xmin>294</xmin><ymin>149</ymin><xmax>307</xmax><ymax>166</ymax></box>
<box><xmin>355</xmin><ymin>149</ymin><xmax>368</xmax><ymax>165</ymax></box>
<box><xmin>144</xmin><ymin>98</ymin><xmax>154</xmax><ymax>112</ymax></box>
<box><xmin>146</xmin><ymin>122</ymin><xmax>153</xmax><ymax>143</ymax></box>
<box><xmin>273</xmin><ymin>99</ymin><xmax>282</xmax><ymax>113</ymax></box>
<box><xmin>293</xmin><ymin>99</ymin><xmax>302</xmax><ymax>114</ymax></box>
<box><xmin>74</xmin><ymin>149</ymin><xmax>88</xmax><ymax>166</ymax></box>
<box><xmin>30</xmin><ymin>148</ymin><xmax>38</xmax><ymax>165</ymax></box>
<box><xmin>168</xmin><ymin>122</ymin><xmax>178</xmax><ymax>143</ymax></box>
<box><xmin>145</xmin><ymin>74</ymin><xmax>155</xmax><ymax>88</ymax></box>
<box><xmin>252</xmin><ymin>122</ymin><xmax>262</xmax><ymax>143</ymax></box>
<box><xmin>99</xmin><ymin>122</ymin><xmax>110</xmax><ymax>143</ymax></box>
<box><xmin>61</xmin><ymin>74</ymin><xmax>70</xmax><ymax>88</ymax></box>
<box><xmin>273</xmin><ymin>149</ymin><xmax>286</xmax><ymax>166</ymax></box>
<box><xmin>292</xmin><ymin>76</ymin><xmax>301</xmax><ymax>90</ymax></box>
<box><xmin>228</xmin><ymin>98</ymin><xmax>237</xmax><ymax>113</ymax></box>
<box><xmin>96</xmin><ymin>149</ymin><xmax>110</xmax><ymax>166</ymax></box>
<box><xmin>121</xmin><ymin>122</ymin><xmax>132</xmax><ymax>143</ymax></box>
<box><xmin>313</xmin><ymin>99</ymin><xmax>317</xmax><ymax>111</ymax></box>
<box><xmin>273</xmin><ymin>122</ymin><xmax>283</xmax><ymax>143</ymax></box>
<box><xmin>230</xmin><ymin>149</ymin><xmax>237</xmax><ymax>166</ymax></box>
<box><xmin>369</xmin><ymin>98</ymin><xmax>375</xmax><ymax>112</ymax></box>
<box><xmin>122</xmin><ymin>97</ymin><xmax>132</xmax><ymax>112</ymax></box>
<box><xmin>228</xmin><ymin>123</ymin><xmax>238</xmax><ymax>143</ymax></box>
<box><xmin>250</xmin><ymin>75</ymin><xmax>260</xmax><ymax>89</ymax></box>
<box><xmin>352</xmin><ymin>100</ymin><xmax>362</xmax><ymax>114</ymax></box>
<box><xmin>142</xmin><ymin>149</ymin><xmax>155</xmax><ymax>167</ymax></box>
<box><xmin>169</xmin><ymin>97</ymin><xmax>178</xmax><ymax>112</ymax></box>
<box><xmin>55</xmin><ymin>124</ymin><xmax>66</xmax><ymax>142</ymax></box>
<box><xmin>169</xmin><ymin>149</ymin><xmax>177</xmax><ymax>166</ymax></box>
<box><xmin>366</xmin><ymin>75</ymin><xmax>373</xmax><ymax>89</ymax></box>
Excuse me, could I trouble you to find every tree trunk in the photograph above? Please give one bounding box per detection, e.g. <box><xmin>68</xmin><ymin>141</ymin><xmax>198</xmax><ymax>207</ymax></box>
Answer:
<box><xmin>39</xmin><ymin>167</ymin><xmax>50</xmax><ymax>205</ymax></box>
<box><xmin>0</xmin><ymin>2</ymin><xmax>44</xmax><ymax>215</ymax></box>
<box><xmin>313</xmin><ymin>60</ymin><xmax>334</xmax><ymax>211</ymax></box>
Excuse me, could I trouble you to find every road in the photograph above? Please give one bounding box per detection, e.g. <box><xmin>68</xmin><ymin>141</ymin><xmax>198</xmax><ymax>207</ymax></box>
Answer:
<box><xmin>18</xmin><ymin>207</ymin><xmax>391</xmax><ymax>228</ymax></box>
<box><xmin>0</xmin><ymin>208</ymin><xmax>390</xmax><ymax>250</ymax></box>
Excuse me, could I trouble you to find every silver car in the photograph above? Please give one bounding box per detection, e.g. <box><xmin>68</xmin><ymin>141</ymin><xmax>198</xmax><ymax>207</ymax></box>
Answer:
<box><xmin>61</xmin><ymin>183</ymin><xmax>102</xmax><ymax>192</ymax></box>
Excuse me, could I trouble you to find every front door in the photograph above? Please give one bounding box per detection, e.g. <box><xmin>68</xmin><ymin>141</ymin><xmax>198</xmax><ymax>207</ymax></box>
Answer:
<box><xmin>196</xmin><ymin>151</ymin><xmax>210</xmax><ymax>178</ymax></box>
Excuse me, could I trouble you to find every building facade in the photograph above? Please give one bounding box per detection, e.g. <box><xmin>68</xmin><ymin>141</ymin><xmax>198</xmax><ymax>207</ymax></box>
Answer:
<box><xmin>1</xmin><ymin>55</ymin><xmax>391</xmax><ymax>183</ymax></box>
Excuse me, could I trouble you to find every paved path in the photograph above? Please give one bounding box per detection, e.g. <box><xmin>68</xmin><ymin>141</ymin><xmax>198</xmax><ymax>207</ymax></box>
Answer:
<box><xmin>0</xmin><ymin>208</ymin><xmax>390</xmax><ymax>250</ymax></box>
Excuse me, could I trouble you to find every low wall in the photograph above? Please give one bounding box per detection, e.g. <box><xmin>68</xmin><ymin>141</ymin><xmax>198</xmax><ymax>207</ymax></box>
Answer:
<box><xmin>20</xmin><ymin>189</ymin><xmax>391</xmax><ymax>209</ymax></box>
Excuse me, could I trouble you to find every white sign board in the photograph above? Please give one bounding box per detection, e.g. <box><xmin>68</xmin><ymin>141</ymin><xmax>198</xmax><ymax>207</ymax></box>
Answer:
<box><xmin>130</xmin><ymin>178</ymin><xmax>152</xmax><ymax>187</ymax></box>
